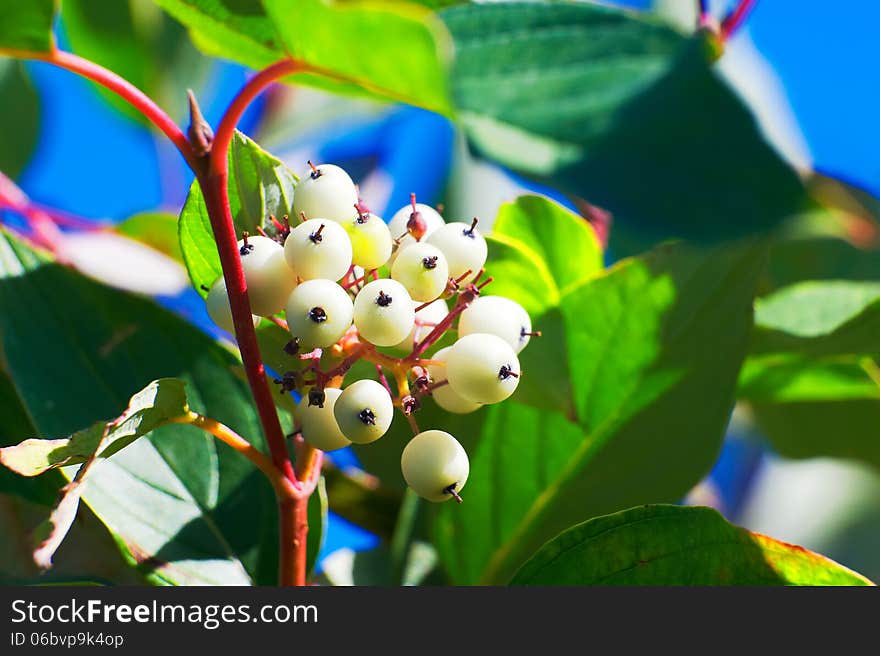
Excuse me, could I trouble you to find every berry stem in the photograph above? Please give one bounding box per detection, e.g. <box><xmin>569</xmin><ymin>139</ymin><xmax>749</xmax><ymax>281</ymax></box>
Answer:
<box><xmin>410</xmin><ymin>297</ymin><xmax>472</xmax><ymax>358</ymax></box>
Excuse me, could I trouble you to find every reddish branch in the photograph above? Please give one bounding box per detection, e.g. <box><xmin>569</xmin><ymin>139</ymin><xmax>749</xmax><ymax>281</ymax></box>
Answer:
<box><xmin>720</xmin><ymin>0</ymin><xmax>758</xmax><ymax>40</ymax></box>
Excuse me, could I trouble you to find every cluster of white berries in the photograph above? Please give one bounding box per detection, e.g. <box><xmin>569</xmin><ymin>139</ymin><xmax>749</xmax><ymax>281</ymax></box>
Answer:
<box><xmin>205</xmin><ymin>163</ymin><xmax>537</xmax><ymax>503</ymax></box>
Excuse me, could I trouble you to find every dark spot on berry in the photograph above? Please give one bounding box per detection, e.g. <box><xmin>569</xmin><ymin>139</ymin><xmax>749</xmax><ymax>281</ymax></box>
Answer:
<box><xmin>358</xmin><ymin>408</ymin><xmax>377</xmax><ymax>425</ymax></box>
<box><xmin>443</xmin><ymin>483</ymin><xmax>463</xmax><ymax>503</ymax></box>
<box><xmin>463</xmin><ymin>217</ymin><xmax>479</xmax><ymax>238</ymax></box>
<box><xmin>308</xmin><ymin>160</ymin><xmax>322</xmax><ymax>180</ymax></box>
<box><xmin>283</xmin><ymin>338</ymin><xmax>300</xmax><ymax>356</ymax></box>
<box><xmin>422</xmin><ymin>256</ymin><xmax>438</xmax><ymax>270</ymax></box>
<box><xmin>308</xmin><ymin>306</ymin><xmax>328</xmax><ymax>323</ymax></box>
<box><xmin>309</xmin><ymin>223</ymin><xmax>325</xmax><ymax>243</ymax></box>
<box><xmin>308</xmin><ymin>388</ymin><xmax>326</xmax><ymax>407</ymax></box>
<box><xmin>376</xmin><ymin>290</ymin><xmax>393</xmax><ymax>307</ymax></box>
<box><xmin>498</xmin><ymin>364</ymin><xmax>519</xmax><ymax>380</ymax></box>
<box><xmin>239</xmin><ymin>243</ymin><xmax>254</xmax><ymax>256</ymax></box>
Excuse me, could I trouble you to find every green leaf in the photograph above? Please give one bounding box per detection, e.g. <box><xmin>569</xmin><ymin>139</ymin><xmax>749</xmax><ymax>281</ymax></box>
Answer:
<box><xmin>27</xmin><ymin>379</ymin><xmax>189</xmax><ymax>571</ymax></box>
<box><xmin>306</xmin><ymin>476</ymin><xmax>327</xmax><ymax>577</ymax></box>
<box><xmin>0</xmin><ymin>379</ymin><xmax>189</xmax><ymax>477</ymax></box>
<box><xmin>263</xmin><ymin>0</ymin><xmax>452</xmax><ymax>113</ymax></box>
<box><xmin>152</xmin><ymin>0</ymin><xmax>281</xmax><ymax>71</ymax></box>
<box><xmin>154</xmin><ymin>0</ymin><xmax>452</xmax><ymax>112</ymax></box>
<box><xmin>0</xmin><ymin>371</ymin><xmax>60</xmax><ymax>506</ymax></box>
<box><xmin>751</xmin><ymin>281</ymin><xmax>880</xmax><ymax>356</ymax></box>
<box><xmin>738</xmin><ymin>353</ymin><xmax>880</xmax><ymax>470</ymax></box>
<box><xmin>509</xmin><ymin>505</ymin><xmax>873</xmax><ymax>586</ymax></box>
<box><xmin>0</xmin><ymin>0</ymin><xmax>56</xmax><ymax>52</ymax></box>
<box><xmin>178</xmin><ymin>131</ymin><xmax>297</xmax><ymax>296</ymax></box>
<box><xmin>433</xmin><ymin>240</ymin><xmax>765</xmax><ymax>584</ymax></box>
<box><xmin>0</xmin><ymin>61</ymin><xmax>40</xmax><ymax>178</ymax></box>
<box><xmin>442</xmin><ymin>3</ymin><xmax>808</xmax><ymax>243</ymax></box>
<box><xmin>0</xmin><ymin>229</ymin><xmax>282</xmax><ymax>585</ymax></box>
<box><xmin>485</xmin><ymin>195</ymin><xmax>603</xmax><ymax>415</ymax></box>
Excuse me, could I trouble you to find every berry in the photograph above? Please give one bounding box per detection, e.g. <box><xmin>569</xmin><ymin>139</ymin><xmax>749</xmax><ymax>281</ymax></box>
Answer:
<box><xmin>352</xmin><ymin>279</ymin><xmax>415</xmax><ymax>347</ymax></box>
<box><xmin>401</xmin><ymin>430</ymin><xmax>469</xmax><ymax>502</ymax></box>
<box><xmin>205</xmin><ymin>278</ymin><xmax>261</xmax><ymax>333</ymax></box>
<box><xmin>392</xmin><ymin>298</ymin><xmax>448</xmax><ymax>351</ymax></box>
<box><xmin>390</xmin><ymin>242</ymin><xmax>449</xmax><ymax>302</ymax></box>
<box><xmin>458</xmin><ymin>296</ymin><xmax>533</xmax><ymax>354</ymax></box>
<box><xmin>446</xmin><ymin>333</ymin><xmax>521</xmax><ymax>404</ymax></box>
<box><xmin>292</xmin><ymin>162</ymin><xmax>359</xmax><ymax>223</ymax></box>
<box><xmin>284</xmin><ymin>218</ymin><xmax>352</xmax><ymax>281</ymax></box>
<box><xmin>285</xmin><ymin>279</ymin><xmax>354</xmax><ymax>349</ymax></box>
<box><xmin>333</xmin><ymin>379</ymin><xmax>394</xmax><ymax>444</ymax></box>
<box><xmin>237</xmin><ymin>235</ymin><xmax>297</xmax><ymax>316</ymax></box>
<box><xmin>427</xmin><ymin>219</ymin><xmax>487</xmax><ymax>282</ymax></box>
<box><xmin>344</xmin><ymin>211</ymin><xmax>393</xmax><ymax>270</ymax></box>
<box><xmin>388</xmin><ymin>201</ymin><xmax>445</xmax><ymax>262</ymax></box>
<box><xmin>426</xmin><ymin>346</ymin><xmax>481</xmax><ymax>414</ymax></box>
<box><xmin>297</xmin><ymin>388</ymin><xmax>351</xmax><ymax>452</ymax></box>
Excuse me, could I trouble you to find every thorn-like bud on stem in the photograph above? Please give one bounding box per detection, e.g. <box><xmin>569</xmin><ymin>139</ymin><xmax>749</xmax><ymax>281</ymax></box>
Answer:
<box><xmin>186</xmin><ymin>89</ymin><xmax>213</xmax><ymax>157</ymax></box>
<box><xmin>256</xmin><ymin>226</ymin><xmax>269</xmax><ymax>238</ymax></box>
<box><xmin>299</xmin><ymin>211</ymin><xmax>308</xmax><ymax>223</ymax></box>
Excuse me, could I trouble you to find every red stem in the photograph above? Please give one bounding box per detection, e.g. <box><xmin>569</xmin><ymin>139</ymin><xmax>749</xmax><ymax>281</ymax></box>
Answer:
<box><xmin>18</xmin><ymin>49</ymin><xmax>198</xmax><ymax>168</ymax></box>
<box><xmin>720</xmin><ymin>0</ymin><xmax>758</xmax><ymax>40</ymax></box>
<box><xmin>211</xmin><ymin>60</ymin><xmax>305</xmax><ymax>176</ymax></box>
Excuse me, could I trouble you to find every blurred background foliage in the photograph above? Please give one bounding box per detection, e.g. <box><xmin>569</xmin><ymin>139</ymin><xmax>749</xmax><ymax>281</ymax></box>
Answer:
<box><xmin>1</xmin><ymin>0</ymin><xmax>880</xmax><ymax>584</ymax></box>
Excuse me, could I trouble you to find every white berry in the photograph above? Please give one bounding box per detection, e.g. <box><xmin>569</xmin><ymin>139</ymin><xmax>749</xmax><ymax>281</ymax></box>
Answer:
<box><xmin>344</xmin><ymin>212</ymin><xmax>392</xmax><ymax>270</ymax></box>
<box><xmin>205</xmin><ymin>278</ymin><xmax>261</xmax><ymax>334</ymax></box>
<box><xmin>285</xmin><ymin>279</ymin><xmax>353</xmax><ymax>349</ymax></box>
<box><xmin>292</xmin><ymin>163</ymin><xmax>359</xmax><ymax>223</ymax></box>
<box><xmin>446</xmin><ymin>333</ymin><xmax>521</xmax><ymax>404</ymax></box>
<box><xmin>401</xmin><ymin>430</ymin><xmax>469</xmax><ymax>503</ymax></box>
<box><xmin>426</xmin><ymin>346</ymin><xmax>481</xmax><ymax>414</ymax></box>
<box><xmin>392</xmin><ymin>298</ymin><xmax>448</xmax><ymax>352</ymax></box>
<box><xmin>297</xmin><ymin>388</ymin><xmax>351</xmax><ymax>452</ymax></box>
<box><xmin>352</xmin><ymin>279</ymin><xmax>415</xmax><ymax>347</ymax></box>
<box><xmin>237</xmin><ymin>235</ymin><xmax>297</xmax><ymax>316</ymax></box>
<box><xmin>427</xmin><ymin>220</ymin><xmax>487</xmax><ymax>282</ymax></box>
<box><xmin>284</xmin><ymin>218</ymin><xmax>352</xmax><ymax>281</ymax></box>
<box><xmin>391</xmin><ymin>242</ymin><xmax>449</xmax><ymax>302</ymax></box>
<box><xmin>333</xmin><ymin>379</ymin><xmax>394</xmax><ymax>445</ymax></box>
<box><xmin>458</xmin><ymin>296</ymin><xmax>533</xmax><ymax>354</ymax></box>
